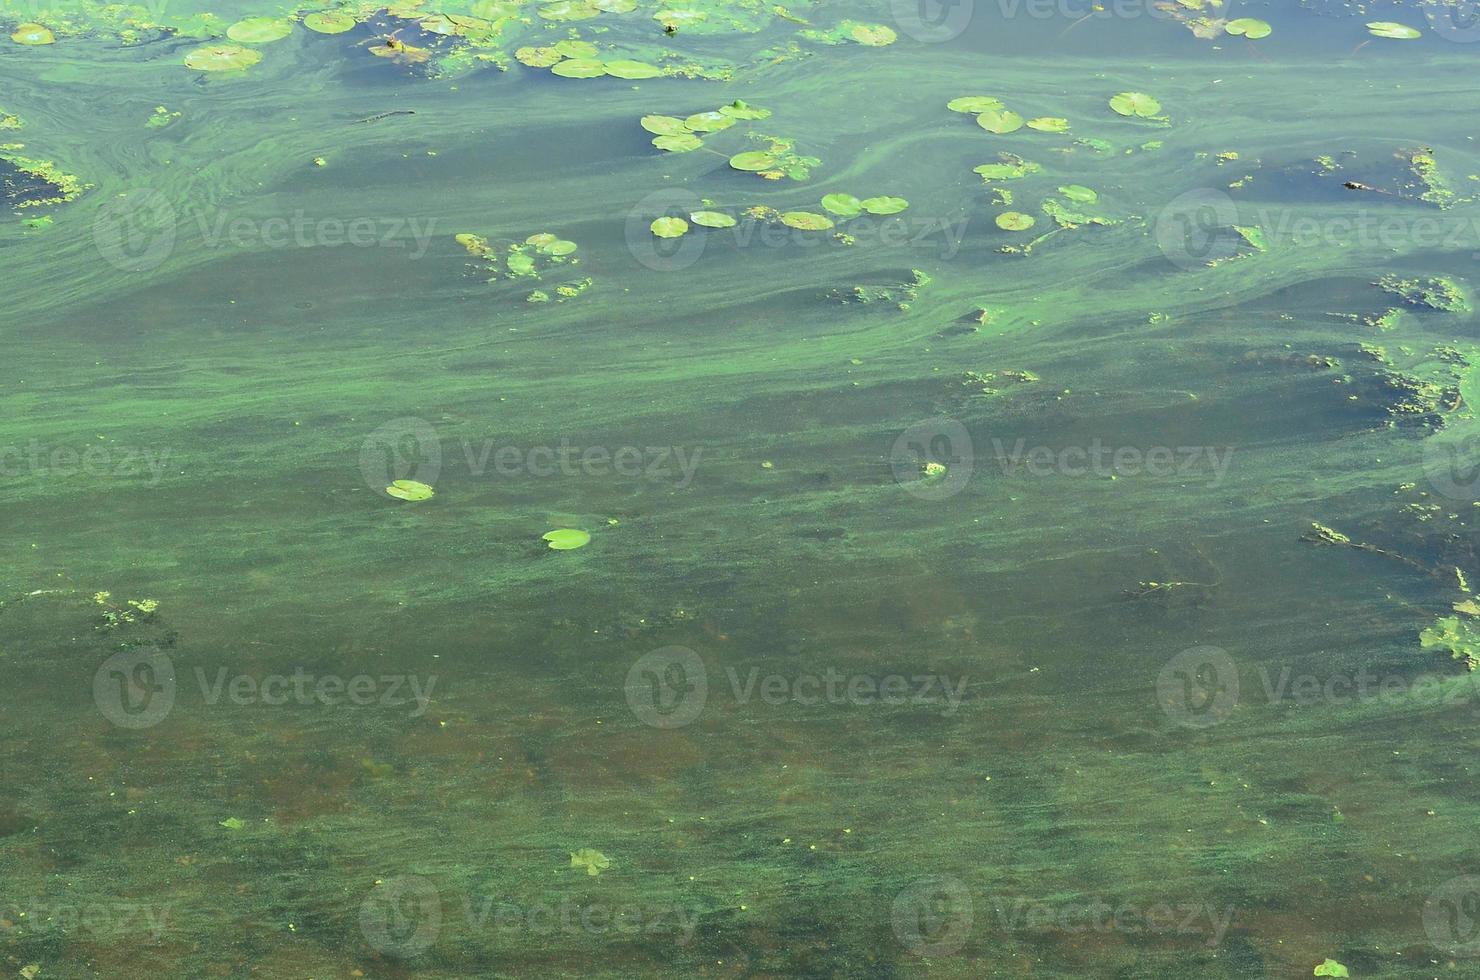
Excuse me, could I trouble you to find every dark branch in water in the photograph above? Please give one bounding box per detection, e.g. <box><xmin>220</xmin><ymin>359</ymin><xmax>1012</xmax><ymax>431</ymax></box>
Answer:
<box><xmin>355</xmin><ymin>110</ymin><xmax>417</xmax><ymax>124</ymax></box>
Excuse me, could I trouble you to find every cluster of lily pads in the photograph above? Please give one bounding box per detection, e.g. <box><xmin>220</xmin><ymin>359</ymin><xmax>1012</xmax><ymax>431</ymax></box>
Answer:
<box><xmin>642</xmin><ymin>100</ymin><xmax>772</xmax><ymax>153</ymax></box>
<box><xmin>649</xmin><ymin>194</ymin><xmax>908</xmax><ymax>240</ymax></box>
<box><xmin>798</xmin><ymin>20</ymin><xmax>897</xmax><ymax>46</ymax></box>
<box><xmin>455</xmin><ymin>231</ymin><xmax>591</xmax><ymax>301</ymax></box>
<box><xmin>515</xmin><ymin>38</ymin><xmax>661</xmax><ymax>78</ymax></box>
<box><xmin>947</xmin><ymin>96</ymin><xmax>1068</xmax><ymax>135</ymax></box>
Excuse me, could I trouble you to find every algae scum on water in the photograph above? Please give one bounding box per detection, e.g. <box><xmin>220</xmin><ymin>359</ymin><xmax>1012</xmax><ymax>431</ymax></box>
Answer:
<box><xmin>6</xmin><ymin>2</ymin><xmax>1480</xmax><ymax>978</ymax></box>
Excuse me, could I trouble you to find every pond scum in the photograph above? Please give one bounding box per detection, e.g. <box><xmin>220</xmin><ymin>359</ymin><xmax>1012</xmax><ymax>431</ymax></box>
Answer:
<box><xmin>4</xmin><ymin>1</ymin><xmax>1480</xmax><ymax>978</ymax></box>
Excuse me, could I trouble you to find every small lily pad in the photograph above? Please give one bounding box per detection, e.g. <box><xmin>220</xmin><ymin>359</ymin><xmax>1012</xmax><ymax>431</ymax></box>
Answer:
<box><xmin>1109</xmin><ymin>91</ymin><xmax>1161</xmax><ymax>117</ymax></box>
<box><xmin>184</xmin><ymin>44</ymin><xmax>264</xmax><ymax>71</ymax></box>
<box><xmin>684</xmin><ymin>111</ymin><xmax>734</xmax><ymax>132</ymax></box>
<box><xmin>849</xmin><ymin>23</ymin><xmax>897</xmax><ymax>46</ymax></box>
<box><xmin>1026</xmin><ymin>117</ymin><xmax>1069</xmax><ymax>133</ymax></box>
<box><xmin>544</xmin><ymin>528</ymin><xmax>592</xmax><ymax>550</ymax></box>
<box><xmin>570</xmin><ymin>847</ymin><xmax>610</xmax><ymax>874</ymax></box>
<box><xmin>860</xmin><ymin>196</ymin><xmax>909</xmax><ymax>215</ymax></box>
<box><xmin>651</xmin><ymin>216</ymin><xmax>689</xmax><ymax>238</ymax></box>
<box><xmin>691</xmin><ymin>210</ymin><xmax>736</xmax><ymax>228</ymax></box>
<box><xmin>605</xmin><ymin>59</ymin><xmax>663</xmax><ymax>79</ymax></box>
<box><xmin>719</xmin><ymin>100</ymin><xmax>771</xmax><ymax>120</ymax></box>
<box><xmin>821</xmin><ymin>193</ymin><xmax>864</xmax><ymax>217</ymax></box>
<box><xmin>11</xmin><ymin>23</ymin><xmax>54</xmax><ymax>45</ymax></box>
<box><xmin>304</xmin><ymin>11</ymin><xmax>357</xmax><ymax>34</ymax></box>
<box><xmin>226</xmin><ymin>17</ymin><xmax>292</xmax><ymax>43</ymax></box>
<box><xmin>1225</xmin><ymin>17</ymin><xmax>1272</xmax><ymax>39</ymax></box>
<box><xmin>948</xmin><ymin>96</ymin><xmax>1004</xmax><ymax>113</ymax></box>
<box><xmin>1367</xmin><ymin>21</ymin><xmax>1421</xmax><ymax>39</ymax></box>
<box><xmin>978</xmin><ymin>109</ymin><xmax>1024</xmax><ymax>134</ymax></box>
<box><xmin>516</xmin><ymin>46</ymin><xmax>564</xmax><ymax>67</ymax></box>
<box><xmin>551</xmin><ymin>58</ymin><xmax>606</xmax><ymax>78</ymax></box>
<box><xmin>729</xmin><ymin>150</ymin><xmax>778</xmax><ymax>171</ymax></box>
<box><xmin>219</xmin><ymin>817</ymin><xmax>246</xmax><ymax>830</ymax></box>
<box><xmin>781</xmin><ymin>211</ymin><xmax>834</xmax><ymax>230</ymax></box>
<box><xmin>640</xmin><ymin>114</ymin><xmax>688</xmax><ymax>135</ymax></box>
<box><xmin>653</xmin><ymin>133</ymin><xmax>703</xmax><ymax>152</ymax></box>
<box><xmin>1059</xmin><ymin>184</ymin><xmax>1098</xmax><ymax>203</ymax></box>
<box><xmin>554</xmin><ymin>39</ymin><xmax>600</xmax><ymax>58</ymax></box>
<box><xmin>996</xmin><ymin>211</ymin><xmax>1035</xmax><ymax>231</ymax></box>
<box><xmin>385</xmin><ymin>479</ymin><xmax>435</xmax><ymax>501</ymax></box>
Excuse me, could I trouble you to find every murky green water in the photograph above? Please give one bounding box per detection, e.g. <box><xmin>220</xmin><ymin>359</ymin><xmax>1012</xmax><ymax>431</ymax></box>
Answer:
<box><xmin>5</xmin><ymin>2</ymin><xmax>1480</xmax><ymax>977</ymax></box>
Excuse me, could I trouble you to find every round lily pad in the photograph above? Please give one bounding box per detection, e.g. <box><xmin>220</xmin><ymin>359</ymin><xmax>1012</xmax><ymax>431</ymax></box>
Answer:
<box><xmin>977</xmin><ymin>109</ymin><xmax>1024</xmax><ymax>134</ymax></box>
<box><xmin>543</xmin><ymin>528</ymin><xmax>591</xmax><ymax>550</ymax></box>
<box><xmin>304</xmin><ymin>11</ymin><xmax>357</xmax><ymax>34</ymax></box>
<box><xmin>690</xmin><ymin>210</ymin><xmax>736</xmax><ymax>228</ymax></box>
<box><xmin>821</xmin><ymin>193</ymin><xmax>864</xmax><ymax>218</ymax></box>
<box><xmin>652</xmin><ymin>133</ymin><xmax>702</xmax><ymax>152</ymax></box>
<box><xmin>184</xmin><ymin>44</ymin><xmax>264</xmax><ymax>71</ymax></box>
<box><xmin>996</xmin><ymin>211</ymin><xmax>1035</xmax><ymax>231</ymax></box>
<box><xmin>516</xmin><ymin>46</ymin><xmax>563</xmax><ymax>67</ymax></box>
<box><xmin>551</xmin><ymin>58</ymin><xmax>606</xmax><ymax>78</ymax></box>
<box><xmin>948</xmin><ymin>96</ymin><xmax>1004</xmax><ymax>113</ymax></box>
<box><xmin>526</xmin><ymin>233</ymin><xmax>558</xmax><ymax>248</ymax></box>
<box><xmin>542</xmin><ymin>239</ymin><xmax>578</xmax><ymax>256</ymax></box>
<box><xmin>1026</xmin><ymin>117</ymin><xmax>1069</xmax><ymax>133</ymax></box>
<box><xmin>849</xmin><ymin>23</ymin><xmax>896</xmax><ymax>45</ymax></box>
<box><xmin>684</xmin><ymin>111</ymin><xmax>734</xmax><ymax>132</ymax></box>
<box><xmin>1059</xmin><ymin>184</ymin><xmax>1098</xmax><ymax>203</ymax></box>
<box><xmin>640</xmin><ymin>114</ymin><xmax>688</xmax><ymax>135</ymax></box>
<box><xmin>11</xmin><ymin>23</ymin><xmax>54</xmax><ymax>45</ymax></box>
<box><xmin>385</xmin><ymin>479</ymin><xmax>434</xmax><ymax>501</ymax></box>
<box><xmin>1109</xmin><ymin>91</ymin><xmax>1161</xmax><ymax>118</ymax></box>
<box><xmin>1225</xmin><ymin>17</ymin><xmax>1271</xmax><ymax>39</ymax></box>
<box><xmin>729</xmin><ymin>151</ymin><xmax>778</xmax><ymax>172</ymax></box>
<box><xmin>1366</xmin><ymin>21</ymin><xmax>1421</xmax><ymax>39</ymax></box>
<box><xmin>226</xmin><ymin>17</ymin><xmax>292</xmax><ymax>43</ymax></box>
<box><xmin>540</xmin><ymin>0</ymin><xmax>601</xmax><ymax>20</ymax></box>
<box><xmin>860</xmin><ymin>196</ymin><xmax>909</xmax><ymax>215</ymax></box>
<box><xmin>605</xmin><ymin>60</ymin><xmax>662</xmax><ymax>79</ymax></box>
<box><xmin>781</xmin><ymin>211</ymin><xmax>834</xmax><ymax>231</ymax></box>
<box><xmin>651</xmin><ymin>216</ymin><xmax>689</xmax><ymax>238</ymax></box>
<box><xmin>719</xmin><ymin>100</ymin><xmax>771</xmax><ymax>120</ymax></box>
<box><xmin>554</xmin><ymin>39</ymin><xmax>599</xmax><ymax>58</ymax></box>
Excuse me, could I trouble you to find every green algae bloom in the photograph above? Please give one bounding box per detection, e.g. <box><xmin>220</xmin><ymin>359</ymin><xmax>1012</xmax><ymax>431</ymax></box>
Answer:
<box><xmin>948</xmin><ymin>96</ymin><xmax>1004</xmax><ymax>113</ymax></box>
<box><xmin>1367</xmin><ymin>21</ymin><xmax>1421</xmax><ymax>39</ymax></box>
<box><xmin>1026</xmin><ymin>117</ymin><xmax>1069</xmax><ymax>133</ymax></box>
<box><xmin>653</xmin><ymin>133</ymin><xmax>703</xmax><ymax>152</ymax></box>
<box><xmin>569</xmin><ymin>847</ymin><xmax>610</xmax><ymax>873</ymax></box>
<box><xmin>1225</xmin><ymin>18</ymin><xmax>1272</xmax><ymax>39</ymax></box>
<box><xmin>303</xmin><ymin>12</ymin><xmax>357</xmax><ymax>34</ymax></box>
<box><xmin>605</xmin><ymin>60</ymin><xmax>663</xmax><ymax>79</ymax></box>
<box><xmin>860</xmin><ymin>196</ymin><xmax>908</xmax><ymax>215</ymax></box>
<box><xmin>821</xmin><ymin>193</ymin><xmax>863</xmax><ymax>218</ymax></box>
<box><xmin>977</xmin><ymin>109</ymin><xmax>1024</xmax><ymax>134</ymax></box>
<box><xmin>641</xmin><ymin>115</ymin><xmax>688</xmax><ymax>135</ymax></box>
<box><xmin>690</xmin><ymin>210</ymin><xmax>737</xmax><ymax>228</ymax></box>
<box><xmin>729</xmin><ymin>150</ymin><xmax>778</xmax><ymax>172</ymax></box>
<box><xmin>544</xmin><ymin>528</ymin><xmax>592</xmax><ymax>550</ymax></box>
<box><xmin>781</xmin><ymin>211</ymin><xmax>833</xmax><ymax>231</ymax></box>
<box><xmin>1059</xmin><ymin>184</ymin><xmax>1098</xmax><ymax>203</ymax></box>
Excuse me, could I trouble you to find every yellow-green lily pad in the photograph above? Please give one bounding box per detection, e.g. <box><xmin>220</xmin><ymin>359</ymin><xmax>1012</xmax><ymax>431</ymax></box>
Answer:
<box><xmin>184</xmin><ymin>44</ymin><xmax>264</xmax><ymax>71</ymax></box>
<box><xmin>650</xmin><ymin>216</ymin><xmax>688</xmax><ymax>238</ymax></box>
<box><xmin>849</xmin><ymin>23</ymin><xmax>896</xmax><ymax>45</ymax></box>
<box><xmin>821</xmin><ymin>193</ymin><xmax>863</xmax><ymax>217</ymax></box>
<box><xmin>554</xmin><ymin>39</ymin><xmax>599</xmax><ymax>58</ymax></box>
<box><xmin>544</xmin><ymin>528</ymin><xmax>592</xmax><ymax>549</ymax></box>
<box><xmin>385</xmin><ymin>480</ymin><xmax>435</xmax><ymax>501</ymax></box>
<box><xmin>1026</xmin><ymin>117</ymin><xmax>1069</xmax><ymax>133</ymax></box>
<box><xmin>653</xmin><ymin>133</ymin><xmax>702</xmax><ymax>152</ymax></box>
<box><xmin>11</xmin><ymin>23</ymin><xmax>54</xmax><ymax>45</ymax></box>
<box><xmin>691</xmin><ymin>210</ymin><xmax>736</xmax><ymax>228</ymax></box>
<box><xmin>304</xmin><ymin>11</ymin><xmax>357</xmax><ymax>34</ymax></box>
<box><xmin>226</xmin><ymin>17</ymin><xmax>292</xmax><ymax>43</ymax></box>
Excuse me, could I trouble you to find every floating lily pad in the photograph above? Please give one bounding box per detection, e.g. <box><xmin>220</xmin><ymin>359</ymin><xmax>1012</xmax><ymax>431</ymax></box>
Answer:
<box><xmin>996</xmin><ymin>211</ymin><xmax>1035</xmax><ymax>231</ymax></box>
<box><xmin>570</xmin><ymin>847</ymin><xmax>610</xmax><ymax>874</ymax></box>
<box><xmin>516</xmin><ymin>46</ymin><xmax>563</xmax><ymax>67</ymax></box>
<box><xmin>719</xmin><ymin>100</ymin><xmax>771</xmax><ymax>120</ymax></box>
<box><xmin>729</xmin><ymin>150</ymin><xmax>778</xmax><ymax>171</ymax></box>
<box><xmin>1109</xmin><ymin>91</ymin><xmax>1161</xmax><ymax>117</ymax></box>
<box><xmin>655</xmin><ymin>8</ymin><xmax>707</xmax><ymax>28</ymax></box>
<box><xmin>978</xmin><ymin>109</ymin><xmax>1024</xmax><ymax>134</ymax></box>
<box><xmin>948</xmin><ymin>96</ymin><xmax>1005</xmax><ymax>113</ymax></box>
<box><xmin>691</xmin><ymin>210</ymin><xmax>736</xmax><ymax>228</ymax></box>
<box><xmin>595</xmin><ymin>0</ymin><xmax>637</xmax><ymax>9</ymax></box>
<box><xmin>304</xmin><ymin>11</ymin><xmax>357</xmax><ymax>34</ymax></box>
<box><xmin>1026</xmin><ymin>117</ymin><xmax>1069</xmax><ymax>133</ymax></box>
<box><xmin>11</xmin><ymin>23</ymin><xmax>54</xmax><ymax>45</ymax></box>
<box><xmin>554</xmin><ymin>39</ymin><xmax>600</xmax><ymax>58</ymax></box>
<box><xmin>781</xmin><ymin>211</ymin><xmax>834</xmax><ymax>230</ymax></box>
<box><xmin>540</xmin><ymin>0</ymin><xmax>602</xmax><ymax>20</ymax></box>
<box><xmin>544</xmin><ymin>528</ymin><xmax>592</xmax><ymax>550</ymax></box>
<box><xmin>551</xmin><ymin>58</ymin><xmax>606</xmax><ymax>78</ymax></box>
<box><xmin>861</xmin><ymin>196</ymin><xmax>908</xmax><ymax>215</ymax></box>
<box><xmin>652</xmin><ymin>133</ymin><xmax>702</xmax><ymax>152</ymax></box>
<box><xmin>605</xmin><ymin>60</ymin><xmax>663</xmax><ymax>79</ymax></box>
<box><xmin>184</xmin><ymin>44</ymin><xmax>264</xmax><ymax>71</ymax></box>
<box><xmin>1367</xmin><ymin>21</ymin><xmax>1421</xmax><ymax>39</ymax></box>
<box><xmin>848</xmin><ymin>23</ymin><xmax>896</xmax><ymax>46</ymax></box>
<box><xmin>226</xmin><ymin>17</ymin><xmax>292</xmax><ymax>43</ymax></box>
<box><xmin>821</xmin><ymin>193</ymin><xmax>863</xmax><ymax>218</ymax></box>
<box><xmin>542</xmin><ymin>239</ymin><xmax>578</xmax><ymax>256</ymax></box>
<box><xmin>640</xmin><ymin>114</ymin><xmax>688</xmax><ymax>135</ymax></box>
<box><xmin>684</xmin><ymin>111</ymin><xmax>734</xmax><ymax>132</ymax></box>
<box><xmin>1225</xmin><ymin>18</ymin><xmax>1272</xmax><ymax>39</ymax></box>
<box><xmin>1059</xmin><ymin>184</ymin><xmax>1097</xmax><ymax>203</ymax></box>
<box><xmin>651</xmin><ymin>216</ymin><xmax>689</xmax><ymax>238</ymax></box>
<box><xmin>385</xmin><ymin>479</ymin><xmax>435</xmax><ymax>501</ymax></box>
